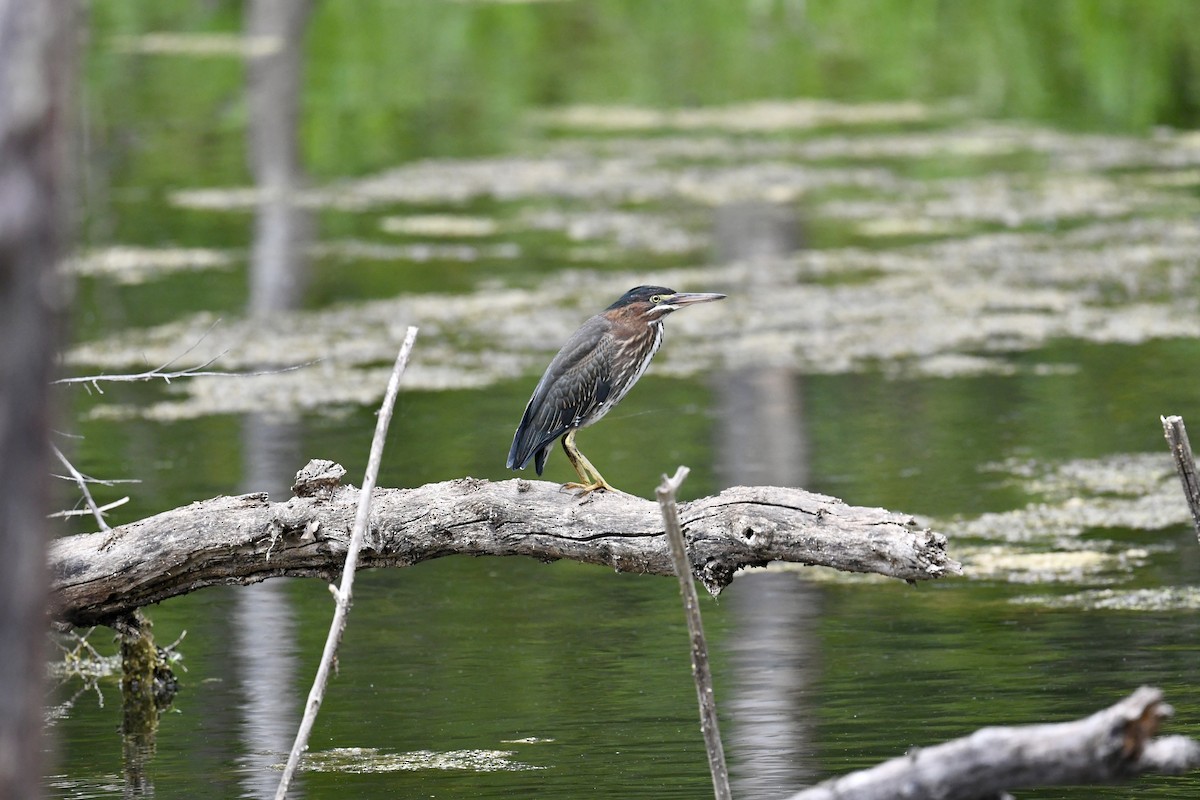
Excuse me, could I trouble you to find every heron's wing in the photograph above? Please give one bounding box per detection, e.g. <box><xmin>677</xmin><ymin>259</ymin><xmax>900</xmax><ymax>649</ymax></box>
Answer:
<box><xmin>507</xmin><ymin>315</ymin><xmax>615</xmax><ymax>472</ymax></box>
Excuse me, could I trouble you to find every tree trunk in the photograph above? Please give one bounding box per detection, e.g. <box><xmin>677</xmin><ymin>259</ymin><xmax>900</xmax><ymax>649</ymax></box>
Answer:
<box><xmin>0</xmin><ymin>1</ymin><xmax>69</xmax><ymax>795</ymax></box>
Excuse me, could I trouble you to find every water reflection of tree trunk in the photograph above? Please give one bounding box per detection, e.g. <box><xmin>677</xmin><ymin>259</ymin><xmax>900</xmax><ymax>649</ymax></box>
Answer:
<box><xmin>246</xmin><ymin>0</ymin><xmax>312</xmax><ymax>316</ymax></box>
<box><xmin>713</xmin><ymin>201</ymin><xmax>820</xmax><ymax>798</ymax></box>
<box><xmin>234</xmin><ymin>1</ymin><xmax>312</xmax><ymax>796</ymax></box>
<box><xmin>234</xmin><ymin>416</ymin><xmax>304</xmax><ymax>798</ymax></box>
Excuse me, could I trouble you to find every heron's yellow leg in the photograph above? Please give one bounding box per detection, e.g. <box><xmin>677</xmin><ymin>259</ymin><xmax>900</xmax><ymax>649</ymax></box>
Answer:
<box><xmin>560</xmin><ymin>430</ymin><xmax>618</xmax><ymax>495</ymax></box>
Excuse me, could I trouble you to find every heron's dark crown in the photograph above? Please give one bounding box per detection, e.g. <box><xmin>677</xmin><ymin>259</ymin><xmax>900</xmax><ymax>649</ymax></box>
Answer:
<box><xmin>606</xmin><ymin>285</ymin><xmax>675</xmax><ymax>311</ymax></box>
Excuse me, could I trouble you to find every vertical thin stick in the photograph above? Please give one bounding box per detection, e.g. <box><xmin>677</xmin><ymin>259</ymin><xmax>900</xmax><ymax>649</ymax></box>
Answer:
<box><xmin>1161</xmin><ymin>414</ymin><xmax>1200</xmax><ymax>542</ymax></box>
<box><xmin>274</xmin><ymin>326</ymin><xmax>418</xmax><ymax>800</ymax></box>
<box><xmin>656</xmin><ymin>466</ymin><xmax>732</xmax><ymax>800</ymax></box>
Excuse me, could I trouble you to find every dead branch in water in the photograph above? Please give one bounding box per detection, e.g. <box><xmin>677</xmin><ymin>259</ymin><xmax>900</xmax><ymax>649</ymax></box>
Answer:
<box><xmin>789</xmin><ymin>686</ymin><xmax>1200</xmax><ymax>799</ymax></box>
<box><xmin>49</xmin><ymin>462</ymin><xmax>959</xmax><ymax>629</ymax></box>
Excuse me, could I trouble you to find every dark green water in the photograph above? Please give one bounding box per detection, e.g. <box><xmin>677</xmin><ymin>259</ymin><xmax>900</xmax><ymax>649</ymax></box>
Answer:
<box><xmin>50</xmin><ymin>2</ymin><xmax>1200</xmax><ymax>798</ymax></box>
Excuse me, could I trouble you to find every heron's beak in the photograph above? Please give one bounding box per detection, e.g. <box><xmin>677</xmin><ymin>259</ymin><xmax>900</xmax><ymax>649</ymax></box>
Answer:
<box><xmin>664</xmin><ymin>292</ymin><xmax>726</xmax><ymax>309</ymax></box>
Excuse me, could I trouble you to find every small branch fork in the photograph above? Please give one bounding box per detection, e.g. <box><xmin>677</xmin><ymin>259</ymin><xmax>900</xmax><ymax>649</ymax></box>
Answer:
<box><xmin>50</xmin><ymin>445</ymin><xmax>127</xmax><ymax>532</ymax></box>
<box><xmin>274</xmin><ymin>326</ymin><xmax>418</xmax><ymax>800</ymax></box>
<box><xmin>50</xmin><ymin>324</ymin><xmax>312</xmax><ymax>533</ymax></box>
<box><xmin>657</xmin><ymin>466</ymin><xmax>731</xmax><ymax>800</ymax></box>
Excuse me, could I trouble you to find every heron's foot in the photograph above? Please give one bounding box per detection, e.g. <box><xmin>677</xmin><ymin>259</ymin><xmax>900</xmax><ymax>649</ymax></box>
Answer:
<box><xmin>561</xmin><ymin>479</ymin><xmax>620</xmax><ymax>497</ymax></box>
<box><xmin>560</xmin><ymin>431</ymin><xmax>626</xmax><ymax>497</ymax></box>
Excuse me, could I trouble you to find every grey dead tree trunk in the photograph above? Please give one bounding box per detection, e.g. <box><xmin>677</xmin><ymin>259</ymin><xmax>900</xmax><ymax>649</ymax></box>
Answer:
<box><xmin>0</xmin><ymin>1</ymin><xmax>70</xmax><ymax>796</ymax></box>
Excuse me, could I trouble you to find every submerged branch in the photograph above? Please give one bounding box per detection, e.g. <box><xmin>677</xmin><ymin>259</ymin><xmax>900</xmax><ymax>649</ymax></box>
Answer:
<box><xmin>49</xmin><ymin>462</ymin><xmax>959</xmax><ymax>628</ymax></box>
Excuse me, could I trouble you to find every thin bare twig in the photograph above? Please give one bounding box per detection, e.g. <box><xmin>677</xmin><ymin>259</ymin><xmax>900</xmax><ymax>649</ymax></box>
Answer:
<box><xmin>53</xmin><ymin>357</ymin><xmax>316</xmax><ymax>395</ymax></box>
<box><xmin>52</xmin><ymin>445</ymin><xmax>113</xmax><ymax>532</ymax></box>
<box><xmin>54</xmin><ymin>317</ymin><xmax>317</xmax><ymax>393</ymax></box>
<box><xmin>51</xmin><ymin>473</ymin><xmax>140</xmax><ymax>486</ymax></box>
<box><xmin>55</xmin><ymin>318</ymin><xmax>223</xmax><ymax>393</ymax></box>
<box><xmin>274</xmin><ymin>326</ymin><xmax>418</xmax><ymax>800</ymax></box>
<box><xmin>148</xmin><ymin>317</ymin><xmax>224</xmax><ymax>372</ymax></box>
<box><xmin>656</xmin><ymin>466</ymin><xmax>731</xmax><ymax>800</ymax></box>
<box><xmin>48</xmin><ymin>496</ymin><xmax>129</xmax><ymax>520</ymax></box>
<box><xmin>50</xmin><ymin>435</ymin><xmax>136</xmax><ymax>523</ymax></box>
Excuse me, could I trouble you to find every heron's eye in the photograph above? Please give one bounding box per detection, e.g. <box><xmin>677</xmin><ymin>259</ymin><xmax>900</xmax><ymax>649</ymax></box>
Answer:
<box><xmin>650</xmin><ymin>294</ymin><xmax>664</xmax><ymax>304</ymax></box>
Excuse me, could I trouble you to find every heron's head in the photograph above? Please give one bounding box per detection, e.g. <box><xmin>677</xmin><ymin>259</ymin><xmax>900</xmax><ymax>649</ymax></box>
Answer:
<box><xmin>606</xmin><ymin>285</ymin><xmax>726</xmax><ymax>320</ymax></box>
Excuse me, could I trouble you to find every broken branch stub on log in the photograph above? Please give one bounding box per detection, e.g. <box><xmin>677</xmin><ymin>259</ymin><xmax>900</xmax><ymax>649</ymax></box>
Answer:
<box><xmin>1160</xmin><ymin>414</ymin><xmax>1200</xmax><ymax>541</ymax></box>
<box><xmin>49</xmin><ymin>462</ymin><xmax>960</xmax><ymax>627</ymax></box>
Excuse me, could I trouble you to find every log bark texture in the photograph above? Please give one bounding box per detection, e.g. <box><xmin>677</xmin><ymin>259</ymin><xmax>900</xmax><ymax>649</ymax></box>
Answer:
<box><xmin>49</xmin><ymin>470</ymin><xmax>959</xmax><ymax>628</ymax></box>
<box><xmin>789</xmin><ymin>686</ymin><xmax>1200</xmax><ymax>799</ymax></box>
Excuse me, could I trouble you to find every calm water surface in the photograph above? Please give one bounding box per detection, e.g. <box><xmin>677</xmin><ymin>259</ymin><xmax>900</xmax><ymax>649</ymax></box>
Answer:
<box><xmin>50</xmin><ymin>366</ymin><xmax>1200</xmax><ymax>798</ymax></box>
<box><xmin>50</xmin><ymin>2</ymin><xmax>1200</xmax><ymax>798</ymax></box>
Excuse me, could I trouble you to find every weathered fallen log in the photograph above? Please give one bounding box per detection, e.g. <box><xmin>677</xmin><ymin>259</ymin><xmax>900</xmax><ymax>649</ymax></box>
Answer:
<box><xmin>49</xmin><ymin>461</ymin><xmax>959</xmax><ymax>628</ymax></box>
<box><xmin>789</xmin><ymin>686</ymin><xmax>1200</xmax><ymax>799</ymax></box>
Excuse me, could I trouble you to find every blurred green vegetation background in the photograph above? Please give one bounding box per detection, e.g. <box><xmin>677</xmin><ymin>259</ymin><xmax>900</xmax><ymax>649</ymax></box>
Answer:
<box><xmin>85</xmin><ymin>0</ymin><xmax>1200</xmax><ymax>184</ymax></box>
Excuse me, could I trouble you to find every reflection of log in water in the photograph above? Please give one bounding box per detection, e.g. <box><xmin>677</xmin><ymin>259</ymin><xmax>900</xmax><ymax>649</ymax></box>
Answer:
<box><xmin>713</xmin><ymin>201</ymin><xmax>819</xmax><ymax>797</ymax></box>
<box><xmin>238</xmin><ymin>1</ymin><xmax>312</xmax><ymax>796</ymax></box>
<box><xmin>120</xmin><ymin>612</ymin><xmax>179</xmax><ymax>795</ymax></box>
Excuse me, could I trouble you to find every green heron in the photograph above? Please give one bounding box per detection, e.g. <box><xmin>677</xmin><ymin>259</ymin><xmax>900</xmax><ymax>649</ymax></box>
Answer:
<box><xmin>507</xmin><ymin>285</ymin><xmax>726</xmax><ymax>494</ymax></box>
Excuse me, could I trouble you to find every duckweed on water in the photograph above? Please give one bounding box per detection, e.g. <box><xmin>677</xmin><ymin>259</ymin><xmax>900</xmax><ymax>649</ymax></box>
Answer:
<box><xmin>291</xmin><ymin>747</ymin><xmax>544</xmax><ymax>774</ymax></box>
<box><xmin>66</xmin><ymin>109</ymin><xmax>1200</xmax><ymax>418</ymax></box>
<box><xmin>933</xmin><ymin>453</ymin><xmax>1186</xmax><ymax>589</ymax></box>
<box><xmin>958</xmin><ymin>546</ymin><xmax>1151</xmax><ymax>585</ymax></box>
<box><xmin>530</xmin><ymin>99</ymin><xmax>932</xmax><ymax>132</ymax></box>
<box><xmin>379</xmin><ymin>214</ymin><xmax>501</xmax><ymax>238</ymax></box>
<box><xmin>67</xmin><ymin>212</ymin><xmax>1200</xmax><ymax>420</ymax></box>
<box><xmin>1011</xmin><ymin>586</ymin><xmax>1200</xmax><ymax>612</ymax></box>
<box><xmin>796</xmin><ymin>453</ymin><xmax>1182</xmax><ymax>591</ymax></box>
<box><xmin>943</xmin><ymin>453</ymin><xmax>1184</xmax><ymax>545</ymax></box>
<box><xmin>69</xmin><ymin>247</ymin><xmax>237</xmax><ymax>285</ymax></box>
